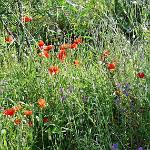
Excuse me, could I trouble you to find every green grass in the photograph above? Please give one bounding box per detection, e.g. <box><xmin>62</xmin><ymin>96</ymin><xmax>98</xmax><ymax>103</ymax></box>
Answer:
<box><xmin>0</xmin><ymin>0</ymin><xmax>150</xmax><ymax>150</ymax></box>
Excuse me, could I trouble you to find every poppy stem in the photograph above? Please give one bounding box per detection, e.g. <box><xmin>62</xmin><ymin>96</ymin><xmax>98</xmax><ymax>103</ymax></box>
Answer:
<box><xmin>0</xmin><ymin>17</ymin><xmax>22</xmax><ymax>62</ymax></box>
<box><xmin>17</xmin><ymin>0</ymin><xmax>32</xmax><ymax>56</ymax></box>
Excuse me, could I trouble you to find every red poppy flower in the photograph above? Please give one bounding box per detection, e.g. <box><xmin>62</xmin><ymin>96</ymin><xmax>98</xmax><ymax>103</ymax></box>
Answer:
<box><xmin>43</xmin><ymin>117</ymin><xmax>49</xmax><ymax>123</ymax></box>
<box><xmin>5</xmin><ymin>36</ymin><xmax>14</xmax><ymax>43</ymax></box>
<box><xmin>24</xmin><ymin>110</ymin><xmax>32</xmax><ymax>116</ymax></box>
<box><xmin>22</xmin><ymin>16</ymin><xmax>32</xmax><ymax>22</ymax></box>
<box><xmin>71</xmin><ymin>43</ymin><xmax>78</xmax><ymax>49</ymax></box>
<box><xmin>137</xmin><ymin>72</ymin><xmax>145</xmax><ymax>78</ymax></box>
<box><xmin>38</xmin><ymin>40</ymin><xmax>45</xmax><ymax>48</ymax></box>
<box><xmin>43</xmin><ymin>45</ymin><xmax>53</xmax><ymax>51</ymax></box>
<box><xmin>60</xmin><ymin>43</ymin><xmax>71</xmax><ymax>49</ymax></box>
<box><xmin>3</xmin><ymin>108</ymin><xmax>16</xmax><ymax>116</ymax></box>
<box><xmin>57</xmin><ymin>49</ymin><xmax>67</xmax><ymax>62</ymax></box>
<box><xmin>14</xmin><ymin>119</ymin><xmax>21</xmax><ymax>125</ymax></box>
<box><xmin>48</xmin><ymin>66</ymin><xmax>60</xmax><ymax>75</ymax></box>
<box><xmin>107</xmin><ymin>63</ymin><xmax>116</xmax><ymax>71</ymax></box>
<box><xmin>103</xmin><ymin>50</ymin><xmax>110</xmax><ymax>57</ymax></box>
<box><xmin>38</xmin><ymin>98</ymin><xmax>46</xmax><ymax>108</ymax></box>
<box><xmin>74</xmin><ymin>60</ymin><xmax>79</xmax><ymax>66</ymax></box>
<box><xmin>44</xmin><ymin>51</ymin><xmax>50</xmax><ymax>58</ymax></box>
<box><xmin>74</xmin><ymin>37</ymin><xmax>82</xmax><ymax>44</ymax></box>
<box><xmin>38</xmin><ymin>51</ymin><xmax>50</xmax><ymax>58</ymax></box>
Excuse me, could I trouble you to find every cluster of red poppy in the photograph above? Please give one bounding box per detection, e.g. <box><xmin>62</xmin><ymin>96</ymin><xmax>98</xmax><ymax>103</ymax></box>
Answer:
<box><xmin>2</xmin><ymin>98</ymin><xmax>48</xmax><ymax>126</ymax></box>
<box><xmin>4</xmin><ymin>14</ymin><xmax>82</xmax><ymax>71</ymax></box>
<box><xmin>3</xmin><ymin>15</ymin><xmax>145</xmax><ymax>79</ymax></box>
<box><xmin>56</xmin><ymin>38</ymin><xmax>82</xmax><ymax>62</ymax></box>
<box><xmin>100</xmin><ymin>50</ymin><xmax>145</xmax><ymax>78</ymax></box>
<box><xmin>100</xmin><ymin>50</ymin><xmax>117</xmax><ymax>71</ymax></box>
<box><xmin>4</xmin><ymin>35</ymin><xmax>82</xmax><ymax>76</ymax></box>
<box><xmin>38</xmin><ymin>40</ymin><xmax>54</xmax><ymax>58</ymax></box>
<box><xmin>37</xmin><ymin>37</ymin><xmax>82</xmax><ymax>75</ymax></box>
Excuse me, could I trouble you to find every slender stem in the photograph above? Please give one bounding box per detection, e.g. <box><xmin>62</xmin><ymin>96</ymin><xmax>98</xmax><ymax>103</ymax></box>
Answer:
<box><xmin>0</xmin><ymin>16</ymin><xmax>21</xmax><ymax>62</ymax></box>
<box><xmin>17</xmin><ymin>0</ymin><xmax>32</xmax><ymax>55</ymax></box>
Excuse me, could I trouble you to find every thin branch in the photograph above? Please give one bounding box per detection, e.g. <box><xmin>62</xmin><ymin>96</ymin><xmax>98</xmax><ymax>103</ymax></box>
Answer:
<box><xmin>0</xmin><ymin>16</ymin><xmax>22</xmax><ymax>62</ymax></box>
<box><xmin>17</xmin><ymin>0</ymin><xmax>32</xmax><ymax>54</ymax></box>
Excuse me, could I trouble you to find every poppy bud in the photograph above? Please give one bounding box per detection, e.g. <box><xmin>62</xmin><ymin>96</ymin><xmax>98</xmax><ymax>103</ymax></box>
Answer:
<box><xmin>137</xmin><ymin>72</ymin><xmax>145</xmax><ymax>78</ymax></box>
<box><xmin>107</xmin><ymin>63</ymin><xmax>116</xmax><ymax>71</ymax></box>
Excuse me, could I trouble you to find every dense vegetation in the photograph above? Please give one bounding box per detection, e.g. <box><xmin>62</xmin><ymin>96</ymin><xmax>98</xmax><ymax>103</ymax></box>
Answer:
<box><xmin>0</xmin><ymin>0</ymin><xmax>150</xmax><ymax>150</ymax></box>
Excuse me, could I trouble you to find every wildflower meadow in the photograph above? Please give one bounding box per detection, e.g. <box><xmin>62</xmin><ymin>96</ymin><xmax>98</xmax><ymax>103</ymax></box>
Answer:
<box><xmin>0</xmin><ymin>0</ymin><xmax>150</xmax><ymax>150</ymax></box>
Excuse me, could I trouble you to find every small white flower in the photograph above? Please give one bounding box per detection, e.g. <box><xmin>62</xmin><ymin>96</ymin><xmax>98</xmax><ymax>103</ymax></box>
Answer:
<box><xmin>132</xmin><ymin>1</ymin><xmax>137</xmax><ymax>4</ymax></box>
<box><xmin>11</xmin><ymin>54</ymin><xmax>16</xmax><ymax>58</ymax></box>
<box><xmin>1</xmin><ymin>129</ymin><xmax>7</xmax><ymax>135</ymax></box>
<box><xmin>36</xmin><ymin>116</ymin><xmax>40</xmax><ymax>122</ymax></box>
<box><xmin>143</xmin><ymin>27</ymin><xmax>148</xmax><ymax>31</ymax></box>
<box><xmin>133</xmin><ymin>34</ymin><xmax>136</xmax><ymax>38</ymax></box>
<box><xmin>127</xmin><ymin>40</ymin><xmax>130</xmax><ymax>44</ymax></box>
